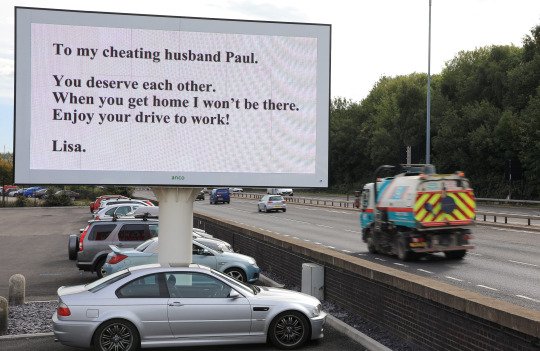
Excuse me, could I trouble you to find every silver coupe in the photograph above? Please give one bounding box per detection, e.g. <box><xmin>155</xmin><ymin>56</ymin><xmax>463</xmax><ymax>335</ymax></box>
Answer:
<box><xmin>53</xmin><ymin>264</ymin><xmax>326</xmax><ymax>351</ymax></box>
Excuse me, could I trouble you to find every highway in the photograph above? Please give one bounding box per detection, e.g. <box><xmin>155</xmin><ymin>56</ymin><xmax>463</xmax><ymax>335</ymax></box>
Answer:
<box><xmin>191</xmin><ymin>196</ymin><xmax>540</xmax><ymax>311</ymax></box>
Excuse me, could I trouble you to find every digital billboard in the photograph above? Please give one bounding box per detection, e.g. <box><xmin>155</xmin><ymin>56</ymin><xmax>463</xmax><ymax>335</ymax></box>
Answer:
<box><xmin>14</xmin><ymin>7</ymin><xmax>330</xmax><ymax>186</ymax></box>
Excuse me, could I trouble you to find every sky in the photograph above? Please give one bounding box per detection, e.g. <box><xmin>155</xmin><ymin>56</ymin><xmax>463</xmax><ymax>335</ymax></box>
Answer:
<box><xmin>1</xmin><ymin>0</ymin><xmax>539</xmax><ymax>153</ymax></box>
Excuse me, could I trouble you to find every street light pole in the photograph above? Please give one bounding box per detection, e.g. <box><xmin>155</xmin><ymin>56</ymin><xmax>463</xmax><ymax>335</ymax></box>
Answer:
<box><xmin>426</xmin><ymin>0</ymin><xmax>432</xmax><ymax>164</ymax></box>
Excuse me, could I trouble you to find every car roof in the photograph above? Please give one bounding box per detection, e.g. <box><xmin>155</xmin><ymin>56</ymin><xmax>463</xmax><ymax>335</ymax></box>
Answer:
<box><xmin>88</xmin><ymin>217</ymin><xmax>159</xmax><ymax>225</ymax></box>
<box><xmin>128</xmin><ymin>263</ymin><xmax>212</xmax><ymax>273</ymax></box>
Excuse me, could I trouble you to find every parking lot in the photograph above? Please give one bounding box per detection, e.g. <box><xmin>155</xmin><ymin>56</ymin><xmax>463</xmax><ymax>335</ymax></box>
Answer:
<box><xmin>0</xmin><ymin>206</ymin><xmax>366</xmax><ymax>351</ymax></box>
<box><xmin>0</xmin><ymin>206</ymin><xmax>95</xmax><ymax>299</ymax></box>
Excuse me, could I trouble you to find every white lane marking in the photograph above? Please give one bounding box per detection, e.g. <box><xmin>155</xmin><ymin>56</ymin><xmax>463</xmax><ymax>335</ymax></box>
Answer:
<box><xmin>357</xmin><ymin>253</ymin><xmax>366</xmax><ymax>256</ymax></box>
<box><xmin>326</xmin><ymin>245</ymin><xmax>335</xmax><ymax>249</ymax></box>
<box><xmin>292</xmin><ymin>236</ymin><xmax>299</xmax><ymax>239</ymax></box>
<box><xmin>374</xmin><ymin>257</ymin><xmax>386</xmax><ymax>262</ymax></box>
<box><xmin>316</xmin><ymin>224</ymin><xmax>333</xmax><ymax>228</ymax></box>
<box><xmin>445</xmin><ymin>276</ymin><xmax>463</xmax><ymax>282</ymax></box>
<box><xmin>488</xmin><ymin>227</ymin><xmax>538</xmax><ymax>234</ymax></box>
<box><xmin>468</xmin><ymin>252</ymin><xmax>482</xmax><ymax>256</ymax></box>
<box><xmin>342</xmin><ymin>249</ymin><xmax>352</xmax><ymax>253</ymax></box>
<box><xmin>393</xmin><ymin>263</ymin><xmax>408</xmax><ymax>267</ymax></box>
<box><xmin>417</xmin><ymin>269</ymin><xmax>433</xmax><ymax>274</ymax></box>
<box><xmin>258</xmin><ymin>228</ymin><xmax>265</xmax><ymax>231</ymax></box>
<box><xmin>477</xmin><ymin>285</ymin><xmax>498</xmax><ymax>291</ymax></box>
<box><xmin>344</xmin><ymin>229</ymin><xmax>361</xmax><ymax>234</ymax></box>
<box><xmin>509</xmin><ymin>260</ymin><xmax>538</xmax><ymax>267</ymax></box>
<box><xmin>304</xmin><ymin>239</ymin><xmax>311</xmax><ymax>242</ymax></box>
<box><xmin>283</xmin><ymin>234</ymin><xmax>290</xmax><ymax>237</ymax></box>
<box><xmin>516</xmin><ymin>295</ymin><xmax>540</xmax><ymax>303</ymax></box>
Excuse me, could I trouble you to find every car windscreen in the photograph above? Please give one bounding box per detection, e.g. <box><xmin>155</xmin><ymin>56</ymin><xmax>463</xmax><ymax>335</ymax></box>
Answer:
<box><xmin>269</xmin><ymin>196</ymin><xmax>283</xmax><ymax>201</ymax></box>
<box><xmin>216</xmin><ymin>189</ymin><xmax>229</xmax><ymax>194</ymax></box>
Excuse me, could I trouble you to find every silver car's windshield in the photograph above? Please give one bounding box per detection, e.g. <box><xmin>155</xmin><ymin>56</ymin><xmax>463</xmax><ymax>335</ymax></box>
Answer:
<box><xmin>211</xmin><ymin>268</ymin><xmax>259</xmax><ymax>295</ymax></box>
<box><xmin>85</xmin><ymin>270</ymin><xmax>130</xmax><ymax>292</ymax></box>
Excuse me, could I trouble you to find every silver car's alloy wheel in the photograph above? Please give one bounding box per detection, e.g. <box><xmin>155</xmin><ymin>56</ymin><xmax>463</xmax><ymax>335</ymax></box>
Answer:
<box><xmin>98</xmin><ymin>322</ymin><xmax>134</xmax><ymax>351</ymax></box>
<box><xmin>270</xmin><ymin>312</ymin><xmax>308</xmax><ymax>349</ymax></box>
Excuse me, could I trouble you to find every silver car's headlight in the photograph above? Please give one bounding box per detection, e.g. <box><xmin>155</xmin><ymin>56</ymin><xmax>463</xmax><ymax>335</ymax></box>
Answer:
<box><xmin>247</xmin><ymin>258</ymin><xmax>256</xmax><ymax>265</ymax></box>
<box><xmin>311</xmin><ymin>303</ymin><xmax>322</xmax><ymax>317</ymax></box>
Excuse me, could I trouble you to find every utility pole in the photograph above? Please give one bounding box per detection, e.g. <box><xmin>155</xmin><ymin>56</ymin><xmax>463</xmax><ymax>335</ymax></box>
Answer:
<box><xmin>426</xmin><ymin>0</ymin><xmax>432</xmax><ymax>164</ymax></box>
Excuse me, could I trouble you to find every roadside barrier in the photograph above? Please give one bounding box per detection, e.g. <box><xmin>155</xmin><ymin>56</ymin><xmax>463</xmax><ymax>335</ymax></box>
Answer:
<box><xmin>476</xmin><ymin>211</ymin><xmax>540</xmax><ymax>227</ymax></box>
<box><xmin>232</xmin><ymin>192</ymin><xmax>540</xmax><ymax>227</ymax></box>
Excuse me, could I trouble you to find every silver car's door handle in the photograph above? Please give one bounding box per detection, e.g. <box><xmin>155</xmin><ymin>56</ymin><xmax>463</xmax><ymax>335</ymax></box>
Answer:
<box><xmin>168</xmin><ymin>301</ymin><xmax>183</xmax><ymax>307</ymax></box>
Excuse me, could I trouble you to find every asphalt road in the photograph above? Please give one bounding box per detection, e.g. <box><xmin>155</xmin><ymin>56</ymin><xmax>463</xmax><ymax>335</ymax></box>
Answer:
<box><xmin>191</xmin><ymin>196</ymin><xmax>540</xmax><ymax>311</ymax></box>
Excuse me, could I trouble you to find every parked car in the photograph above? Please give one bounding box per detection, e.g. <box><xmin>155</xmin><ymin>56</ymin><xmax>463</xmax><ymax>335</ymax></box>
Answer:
<box><xmin>23</xmin><ymin>186</ymin><xmax>44</xmax><ymax>197</ymax></box>
<box><xmin>11</xmin><ymin>188</ymin><xmax>25</xmax><ymax>197</ymax></box>
<box><xmin>229</xmin><ymin>187</ymin><xmax>244</xmax><ymax>193</ymax></box>
<box><xmin>103</xmin><ymin>237</ymin><xmax>257</xmax><ymax>282</ymax></box>
<box><xmin>196</xmin><ymin>190</ymin><xmax>205</xmax><ymax>200</ymax></box>
<box><xmin>1</xmin><ymin>185</ymin><xmax>17</xmax><ymax>194</ymax></box>
<box><xmin>89</xmin><ymin>195</ymin><xmax>128</xmax><ymax>213</ymax></box>
<box><xmin>210</xmin><ymin>188</ymin><xmax>230</xmax><ymax>204</ymax></box>
<box><xmin>6</xmin><ymin>188</ymin><xmax>20</xmax><ymax>197</ymax></box>
<box><xmin>258</xmin><ymin>195</ymin><xmax>287</xmax><ymax>213</ymax></box>
<box><xmin>94</xmin><ymin>203</ymin><xmax>148</xmax><ymax>220</ymax></box>
<box><xmin>97</xmin><ymin>198</ymin><xmax>154</xmax><ymax>213</ymax></box>
<box><xmin>75</xmin><ymin>218</ymin><xmax>159</xmax><ymax>278</ymax></box>
<box><xmin>67</xmin><ymin>217</ymin><xmax>230</xmax><ymax>261</ymax></box>
<box><xmin>33</xmin><ymin>188</ymin><xmax>49</xmax><ymax>199</ymax></box>
<box><xmin>53</xmin><ymin>264</ymin><xmax>326</xmax><ymax>351</ymax></box>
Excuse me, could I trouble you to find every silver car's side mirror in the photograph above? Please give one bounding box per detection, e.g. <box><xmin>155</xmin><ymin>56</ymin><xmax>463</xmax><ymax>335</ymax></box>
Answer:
<box><xmin>229</xmin><ymin>290</ymin><xmax>241</xmax><ymax>299</ymax></box>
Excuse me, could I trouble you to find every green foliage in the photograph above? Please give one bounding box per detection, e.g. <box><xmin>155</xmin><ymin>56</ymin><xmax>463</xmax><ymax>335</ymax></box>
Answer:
<box><xmin>43</xmin><ymin>194</ymin><xmax>73</xmax><ymax>207</ymax></box>
<box><xmin>328</xmin><ymin>24</ymin><xmax>540</xmax><ymax>199</ymax></box>
<box><xmin>0</xmin><ymin>158</ymin><xmax>13</xmax><ymax>185</ymax></box>
<box><xmin>15</xmin><ymin>196</ymin><xmax>27</xmax><ymax>207</ymax></box>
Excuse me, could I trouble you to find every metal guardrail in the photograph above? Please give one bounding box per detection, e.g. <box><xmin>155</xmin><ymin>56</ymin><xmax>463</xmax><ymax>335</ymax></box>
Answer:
<box><xmin>476</xmin><ymin>197</ymin><xmax>540</xmax><ymax>205</ymax></box>
<box><xmin>475</xmin><ymin>211</ymin><xmax>540</xmax><ymax>226</ymax></box>
<box><xmin>232</xmin><ymin>192</ymin><xmax>356</xmax><ymax>208</ymax></box>
<box><xmin>232</xmin><ymin>192</ymin><xmax>540</xmax><ymax>227</ymax></box>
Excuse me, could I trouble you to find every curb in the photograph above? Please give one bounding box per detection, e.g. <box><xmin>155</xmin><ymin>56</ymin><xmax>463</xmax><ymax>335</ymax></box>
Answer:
<box><xmin>258</xmin><ymin>274</ymin><xmax>392</xmax><ymax>351</ymax></box>
<box><xmin>0</xmin><ymin>332</ymin><xmax>53</xmax><ymax>341</ymax></box>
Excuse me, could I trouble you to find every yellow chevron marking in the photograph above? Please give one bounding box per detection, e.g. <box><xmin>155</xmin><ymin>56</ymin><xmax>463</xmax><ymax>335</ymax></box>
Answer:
<box><xmin>414</xmin><ymin>193</ymin><xmax>431</xmax><ymax>212</ymax></box>
<box><xmin>449</xmin><ymin>193</ymin><xmax>474</xmax><ymax>218</ymax></box>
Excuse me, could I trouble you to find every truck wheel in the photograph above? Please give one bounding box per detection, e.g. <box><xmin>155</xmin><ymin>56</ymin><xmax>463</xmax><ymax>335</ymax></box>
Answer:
<box><xmin>444</xmin><ymin>250</ymin><xmax>467</xmax><ymax>259</ymax></box>
<box><xmin>397</xmin><ymin>236</ymin><xmax>415</xmax><ymax>261</ymax></box>
<box><xmin>366</xmin><ymin>231</ymin><xmax>377</xmax><ymax>253</ymax></box>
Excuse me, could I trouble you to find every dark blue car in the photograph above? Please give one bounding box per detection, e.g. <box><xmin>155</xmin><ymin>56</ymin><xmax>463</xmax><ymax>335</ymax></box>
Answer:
<box><xmin>209</xmin><ymin>188</ymin><xmax>230</xmax><ymax>204</ymax></box>
<box><xmin>23</xmin><ymin>186</ymin><xmax>44</xmax><ymax>197</ymax></box>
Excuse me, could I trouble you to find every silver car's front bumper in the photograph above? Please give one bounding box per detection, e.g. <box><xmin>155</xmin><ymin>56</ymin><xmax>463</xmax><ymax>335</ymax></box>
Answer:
<box><xmin>52</xmin><ymin>313</ymin><xmax>96</xmax><ymax>348</ymax></box>
<box><xmin>310</xmin><ymin>312</ymin><xmax>326</xmax><ymax>340</ymax></box>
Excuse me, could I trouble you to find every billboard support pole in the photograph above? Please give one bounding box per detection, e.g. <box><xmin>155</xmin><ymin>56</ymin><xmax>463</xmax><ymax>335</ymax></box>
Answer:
<box><xmin>152</xmin><ymin>187</ymin><xmax>199</xmax><ymax>266</ymax></box>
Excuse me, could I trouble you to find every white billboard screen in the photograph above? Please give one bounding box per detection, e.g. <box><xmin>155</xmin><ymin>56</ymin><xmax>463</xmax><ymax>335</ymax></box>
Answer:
<box><xmin>15</xmin><ymin>7</ymin><xmax>330</xmax><ymax>186</ymax></box>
